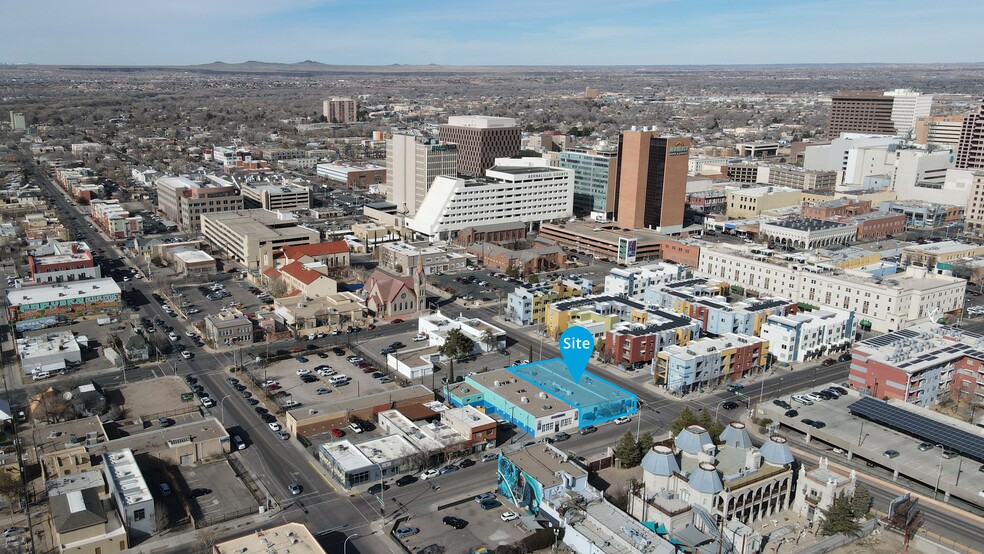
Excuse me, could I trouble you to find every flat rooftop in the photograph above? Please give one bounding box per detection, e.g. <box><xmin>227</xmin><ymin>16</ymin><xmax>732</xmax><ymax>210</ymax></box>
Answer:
<box><xmin>765</xmin><ymin>217</ymin><xmax>853</xmax><ymax>231</ymax></box>
<box><xmin>7</xmin><ymin>278</ymin><xmax>121</xmax><ymax>307</ymax></box>
<box><xmin>903</xmin><ymin>241</ymin><xmax>983</xmax><ymax>256</ymax></box>
<box><xmin>103</xmin><ymin>448</ymin><xmax>151</xmax><ymax>507</ymax></box>
<box><xmin>319</xmin><ymin>440</ymin><xmax>373</xmax><ymax>472</ymax></box>
<box><xmin>215</xmin><ymin>523</ymin><xmax>325</xmax><ymax>554</ymax></box>
<box><xmin>289</xmin><ymin>384</ymin><xmax>432</xmax><ymax>421</ymax></box>
<box><xmin>34</xmin><ymin>416</ymin><xmax>107</xmax><ymax>459</ymax></box>
<box><xmin>90</xmin><ymin>416</ymin><xmax>228</xmax><ymax>460</ymax></box>
<box><xmin>503</xmin><ymin>445</ymin><xmax>587</xmax><ymax>489</ymax></box>
<box><xmin>855</xmin><ymin>323</ymin><xmax>984</xmax><ymax>374</ymax></box>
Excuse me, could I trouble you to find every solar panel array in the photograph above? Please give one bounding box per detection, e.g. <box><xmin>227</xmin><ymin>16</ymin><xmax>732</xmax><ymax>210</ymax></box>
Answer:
<box><xmin>860</xmin><ymin>328</ymin><xmax>919</xmax><ymax>348</ymax></box>
<box><xmin>896</xmin><ymin>342</ymin><xmax>984</xmax><ymax>369</ymax></box>
<box><xmin>848</xmin><ymin>397</ymin><xmax>984</xmax><ymax>462</ymax></box>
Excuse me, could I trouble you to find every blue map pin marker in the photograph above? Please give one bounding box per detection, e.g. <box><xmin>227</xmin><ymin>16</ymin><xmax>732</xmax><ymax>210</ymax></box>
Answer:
<box><xmin>560</xmin><ymin>326</ymin><xmax>594</xmax><ymax>383</ymax></box>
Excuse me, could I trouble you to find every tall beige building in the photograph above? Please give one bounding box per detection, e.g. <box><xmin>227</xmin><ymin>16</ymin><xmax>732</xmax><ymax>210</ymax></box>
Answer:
<box><xmin>155</xmin><ymin>175</ymin><xmax>244</xmax><ymax>234</ymax></box>
<box><xmin>915</xmin><ymin>115</ymin><xmax>965</xmax><ymax>148</ymax></box>
<box><xmin>322</xmin><ymin>97</ymin><xmax>358</xmax><ymax>124</ymax></box>
<box><xmin>385</xmin><ymin>133</ymin><xmax>458</xmax><ymax>216</ymax></box>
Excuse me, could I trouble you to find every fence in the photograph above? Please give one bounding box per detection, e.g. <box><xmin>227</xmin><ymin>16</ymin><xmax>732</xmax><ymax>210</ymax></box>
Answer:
<box><xmin>913</xmin><ymin>528</ymin><xmax>982</xmax><ymax>554</ymax></box>
<box><xmin>194</xmin><ymin>506</ymin><xmax>260</xmax><ymax>530</ymax></box>
<box><xmin>793</xmin><ymin>518</ymin><xmax>879</xmax><ymax>554</ymax></box>
<box><xmin>227</xmin><ymin>456</ymin><xmax>270</xmax><ymax>511</ymax></box>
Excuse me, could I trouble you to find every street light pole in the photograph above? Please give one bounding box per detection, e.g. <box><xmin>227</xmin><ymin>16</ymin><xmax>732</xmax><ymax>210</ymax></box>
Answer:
<box><xmin>218</xmin><ymin>394</ymin><xmax>232</xmax><ymax>426</ymax></box>
<box><xmin>343</xmin><ymin>533</ymin><xmax>360</xmax><ymax>554</ymax></box>
<box><xmin>372</xmin><ymin>463</ymin><xmax>385</xmax><ymax>516</ymax></box>
<box><xmin>933</xmin><ymin>445</ymin><xmax>945</xmax><ymax>500</ymax></box>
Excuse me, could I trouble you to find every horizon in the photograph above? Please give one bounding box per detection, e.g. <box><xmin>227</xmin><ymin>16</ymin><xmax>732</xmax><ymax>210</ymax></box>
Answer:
<box><xmin>2</xmin><ymin>0</ymin><xmax>983</xmax><ymax>66</ymax></box>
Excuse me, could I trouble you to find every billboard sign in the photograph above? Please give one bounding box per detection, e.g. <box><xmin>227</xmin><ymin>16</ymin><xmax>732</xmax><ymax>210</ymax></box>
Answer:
<box><xmin>617</xmin><ymin>237</ymin><xmax>638</xmax><ymax>265</ymax></box>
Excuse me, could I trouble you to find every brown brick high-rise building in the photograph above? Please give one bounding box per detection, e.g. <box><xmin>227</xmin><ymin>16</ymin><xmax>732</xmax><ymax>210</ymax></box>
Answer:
<box><xmin>439</xmin><ymin>116</ymin><xmax>520</xmax><ymax>176</ymax></box>
<box><xmin>957</xmin><ymin>99</ymin><xmax>984</xmax><ymax>169</ymax></box>
<box><xmin>827</xmin><ymin>92</ymin><xmax>896</xmax><ymax>138</ymax></box>
<box><xmin>613</xmin><ymin>130</ymin><xmax>690</xmax><ymax>232</ymax></box>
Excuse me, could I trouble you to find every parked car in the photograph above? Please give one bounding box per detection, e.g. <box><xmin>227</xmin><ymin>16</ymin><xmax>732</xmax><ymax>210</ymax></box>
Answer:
<box><xmin>458</xmin><ymin>458</ymin><xmax>476</xmax><ymax>468</ymax></box>
<box><xmin>443</xmin><ymin>516</ymin><xmax>468</xmax><ymax>529</ymax></box>
<box><xmin>480</xmin><ymin>499</ymin><xmax>502</xmax><ymax>510</ymax></box>
<box><xmin>157</xmin><ymin>483</ymin><xmax>171</xmax><ymax>497</ymax></box>
<box><xmin>792</xmin><ymin>395</ymin><xmax>814</xmax><ymax>406</ymax></box>
<box><xmin>419</xmin><ymin>469</ymin><xmax>439</xmax><ymax>480</ymax></box>
<box><xmin>838</xmin><ymin>353</ymin><xmax>853</xmax><ymax>362</ymax></box>
<box><xmin>726</xmin><ymin>383</ymin><xmax>745</xmax><ymax>392</ymax></box>
<box><xmin>481</xmin><ymin>452</ymin><xmax>499</xmax><ymax>463</ymax></box>
<box><xmin>579</xmin><ymin>425</ymin><xmax>597</xmax><ymax>435</ymax></box>
<box><xmin>613</xmin><ymin>416</ymin><xmax>631</xmax><ymax>425</ymax></box>
<box><xmin>349</xmin><ymin>422</ymin><xmax>364</xmax><ymax>434</ymax></box>
<box><xmin>784</xmin><ymin>409</ymin><xmax>799</xmax><ymax>417</ymax></box>
<box><xmin>439</xmin><ymin>464</ymin><xmax>459</xmax><ymax>474</ymax></box>
<box><xmin>268</xmin><ymin>422</ymin><xmax>282</xmax><ymax>432</ymax></box>
<box><xmin>395</xmin><ymin>475</ymin><xmax>417</xmax><ymax>486</ymax></box>
<box><xmin>721</xmin><ymin>401</ymin><xmax>739</xmax><ymax>411</ymax></box>
<box><xmin>475</xmin><ymin>492</ymin><xmax>496</xmax><ymax>503</ymax></box>
<box><xmin>413</xmin><ymin>334</ymin><xmax>428</xmax><ymax>342</ymax></box>
<box><xmin>554</xmin><ymin>432</ymin><xmax>571</xmax><ymax>442</ymax></box>
<box><xmin>821</xmin><ymin>358</ymin><xmax>836</xmax><ymax>366</ymax></box>
<box><xmin>331</xmin><ymin>428</ymin><xmax>345</xmax><ymax>438</ymax></box>
<box><xmin>918</xmin><ymin>442</ymin><xmax>934</xmax><ymax>451</ymax></box>
<box><xmin>501</xmin><ymin>512</ymin><xmax>519</xmax><ymax>522</ymax></box>
<box><xmin>394</xmin><ymin>527</ymin><xmax>419</xmax><ymax>539</ymax></box>
<box><xmin>883</xmin><ymin>449</ymin><xmax>900</xmax><ymax>459</ymax></box>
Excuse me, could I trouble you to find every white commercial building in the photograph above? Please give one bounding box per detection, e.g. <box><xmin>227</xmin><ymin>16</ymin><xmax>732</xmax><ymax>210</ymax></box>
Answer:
<box><xmin>418</xmin><ymin>312</ymin><xmax>506</xmax><ymax>354</ymax></box>
<box><xmin>885</xmin><ymin>89</ymin><xmax>933</xmax><ymax>137</ymax></box>
<box><xmin>760</xmin><ymin>307</ymin><xmax>856</xmax><ymax>363</ymax></box>
<box><xmin>407</xmin><ymin>158</ymin><xmax>573</xmax><ymax>239</ymax></box>
<box><xmin>804</xmin><ymin>134</ymin><xmax>900</xmax><ymax>175</ymax></box>
<box><xmin>603</xmin><ymin>262</ymin><xmax>688</xmax><ymax>303</ymax></box>
<box><xmin>758</xmin><ymin>217</ymin><xmax>857</xmax><ymax>249</ymax></box>
<box><xmin>16</xmin><ymin>331</ymin><xmax>82</xmax><ymax>375</ymax></box>
<box><xmin>102</xmin><ymin>449</ymin><xmax>155</xmax><ymax>540</ymax></box>
<box><xmin>385</xmin><ymin>133</ymin><xmax>458</xmax><ymax>217</ymax></box>
<box><xmin>697</xmin><ymin>246</ymin><xmax>966</xmax><ymax>332</ymax></box>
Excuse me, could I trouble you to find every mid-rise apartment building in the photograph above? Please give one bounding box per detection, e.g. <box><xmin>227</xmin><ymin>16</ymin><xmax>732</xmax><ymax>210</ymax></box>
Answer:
<box><xmin>646</xmin><ymin>278</ymin><xmax>796</xmax><ymax>337</ymax></box>
<box><xmin>760</xmin><ymin>307</ymin><xmax>856</xmax><ymax>363</ymax></box>
<box><xmin>438</xmin><ymin>116</ymin><xmax>521</xmax><ymax>176</ymax></box>
<box><xmin>407</xmin><ymin>158</ymin><xmax>573</xmax><ymax>239</ymax></box>
<box><xmin>698</xmin><ymin>247</ymin><xmax>965</xmax><ymax>332</ymax></box>
<box><xmin>156</xmin><ymin>175</ymin><xmax>244</xmax><ymax>234</ymax></box>
<box><xmin>28</xmin><ymin>242</ymin><xmax>100</xmax><ymax>283</ymax></box>
<box><xmin>849</xmin><ymin>322</ymin><xmax>984</xmax><ymax>406</ymax></box>
<box><xmin>603</xmin><ymin>262</ymin><xmax>688</xmax><ymax>303</ymax></box>
<box><xmin>656</xmin><ymin>334</ymin><xmax>769</xmax><ymax>391</ymax></box>
<box><xmin>89</xmin><ymin>200</ymin><xmax>143</xmax><ymax>239</ymax></box>
<box><xmin>506</xmin><ymin>281</ymin><xmax>585</xmax><ymax>326</ymax></box>
<box><xmin>323</xmin><ymin>97</ymin><xmax>358</xmax><ymax>124</ymax></box>
<box><xmin>603</xmin><ymin>311</ymin><xmax>702</xmax><ymax>371</ymax></box>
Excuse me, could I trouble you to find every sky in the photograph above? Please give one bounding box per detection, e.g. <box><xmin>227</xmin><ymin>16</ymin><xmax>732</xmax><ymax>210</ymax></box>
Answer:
<box><xmin>1</xmin><ymin>0</ymin><xmax>982</xmax><ymax>66</ymax></box>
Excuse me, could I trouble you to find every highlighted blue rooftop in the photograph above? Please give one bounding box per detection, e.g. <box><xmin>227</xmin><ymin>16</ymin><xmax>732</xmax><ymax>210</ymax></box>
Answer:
<box><xmin>448</xmin><ymin>358</ymin><xmax>638</xmax><ymax>437</ymax></box>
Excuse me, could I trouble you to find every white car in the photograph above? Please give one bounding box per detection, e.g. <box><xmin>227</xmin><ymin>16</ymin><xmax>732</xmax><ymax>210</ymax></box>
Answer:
<box><xmin>349</xmin><ymin>422</ymin><xmax>364</xmax><ymax>434</ymax></box>
<box><xmin>613</xmin><ymin>416</ymin><xmax>631</xmax><ymax>425</ymax></box>
<box><xmin>181</xmin><ymin>351</ymin><xmax>193</xmax><ymax>359</ymax></box>
<box><xmin>262</xmin><ymin>380</ymin><xmax>279</xmax><ymax>387</ymax></box>
<box><xmin>201</xmin><ymin>397</ymin><xmax>215</xmax><ymax>408</ymax></box>
<box><xmin>296</xmin><ymin>369</ymin><xmax>311</xmax><ymax>376</ymax></box>
<box><xmin>168</xmin><ymin>332</ymin><xmax>179</xmax><ymax>342</ymax></box>
<box><xmin>792</xmin><ymin>395</ymin><xmax>814</xmax><ymax>406</ymax></box>
<box><xmin>317</xmin><ymin>368</ymin><xmax>335</xmax><ymax>377</ymax></box>
<box><xmin>268</xmin><ymin>422</ymin><xmax>282</xmax><ymax>432</ymax></box>
<box><xmin>501</xmin><ymin>512</ymin><xmax>519</xmax><ymax>522</ymax></box>
<box><xmin>412</xmin><ymin>334</ymin><xmax>427</xmax><ymax>342</ymax></box>
<box><xmin>419</xmin><ymin>469</ymin><xmax>439</xmax><ymax>480</ymax></box>
<box><xmin>185</xmin><ymin>331</ymin><xmax>197</xmax><ymax>337</ymax></box>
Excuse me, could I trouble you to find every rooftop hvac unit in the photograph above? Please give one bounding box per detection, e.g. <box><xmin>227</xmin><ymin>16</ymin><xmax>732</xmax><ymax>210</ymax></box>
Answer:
<box><xmin>520</xmin><ymin>396</ymin><xmax>529</xmax><ymax>403</ymax></box>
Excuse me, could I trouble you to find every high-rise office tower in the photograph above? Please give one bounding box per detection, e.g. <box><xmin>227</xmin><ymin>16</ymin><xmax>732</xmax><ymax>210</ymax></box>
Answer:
<box><xmin>322</xmin><ymin>97</ymin><xmax>358</xmax><ymax>124</ymax></box>
<box><xmin>827</xmin><ymin>92</ymin><xmax>896</xmax><ymax>138</ymax></box>
<box><xmin>385</xmin><ymin>133</ymin><xmax>459</xmax><ymax>216</ymax></box>
<box><xmin>438</xmin><ymin>116</ymin><xmax>520</xmax><ymax>176</ymax></box>
<box><xmin>559</xmin><ymin>147</ymin><xmax>618</xmax><ymax>217</ymax></box>
<box><xmin>884</xmin><ymin>89</ymin><xmax>933</xmax><ymax>137</ymax></box>
<box><xmin>957</xmin><ymin>99</ymin><xmax>984</xmax><ymax>169</ymax></box>
<box><xmin>612</xmin><ymin>129</ymin><xmax>690</xmax><ymax>233</ymax></box>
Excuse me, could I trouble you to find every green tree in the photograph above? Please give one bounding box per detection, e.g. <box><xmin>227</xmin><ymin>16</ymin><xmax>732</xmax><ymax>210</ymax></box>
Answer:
<box><xmin>671</xmin><ymin>406</ymin><xmax>696</xmax><ymax>436</ymax></box>
<box><xmin>819</xmin><ymin>491</ymin><xmax>861</xmax><ymax>537</ymax></box>
<box><xmin>637</xmin><ymin>431</ymin><xmax>654</xmax><ymax>459</ymax></box>
<box><xmin>614</xmin><ymin>430</ymin><xmax>641</xmax><ymax>467</ymax></box>
<box><xmin>439</xmin><ymin>328</ymin><xmax>474</xmax><ymax>360</ymax></box>
<box><xmin>850</xmin><ymin>484</ymin><xmax>872</xmax><ymax>518</ymax></box>
<box><xmin>505</xmin><ymin>265</ymin><xmax>520</xmax><ymax>279</ymax></box>
<box><xmin>697</xmin><ymin>407</ymin><xmax>725</xmax><ymax>442</ymax></box>
<box><xmin>527</xmin><ymin>273</ymin><xmax>539</xmax><ymax>284</ymax></box>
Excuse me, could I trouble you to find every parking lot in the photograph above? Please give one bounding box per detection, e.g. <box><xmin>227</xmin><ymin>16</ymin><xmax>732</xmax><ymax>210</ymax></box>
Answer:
<box><xmin>249</xmin><ymin>349</ymin><xmax>404</xmax><ymax>413</ymax></box>
<box><xmin>392</xmin><ymin>491</ymin><xmax>529</xmax><ymax>553</ymax></box>
<box><xmin>763</xmin><ymin>385</ymin><xmax>984</xmax><ymax>506</ymax></box>
<box><xmin>180</xmin><ymin>461</ymin><xmax>258</xmax><ymax>525</ymax></box>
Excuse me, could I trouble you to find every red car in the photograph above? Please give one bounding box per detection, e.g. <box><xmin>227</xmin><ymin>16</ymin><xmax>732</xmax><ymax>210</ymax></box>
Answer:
<box><xmin>367</xmin><ymin>324</ymin><xmax>376</xmax><ymax>330</ymax></box>
<box><xmin>391</xmin><ymin>319</ymin><xmax>404</xmax><ymax>324</ymax></box>
<box><xmin>331</xmin><ymin>428</ymin><xmax>345</xmax><ymax>438</ymax></box>
<box><xmin>266</xmin><ymin>384</ymin><xmax>281</xmax><ymax>390</ymax></box>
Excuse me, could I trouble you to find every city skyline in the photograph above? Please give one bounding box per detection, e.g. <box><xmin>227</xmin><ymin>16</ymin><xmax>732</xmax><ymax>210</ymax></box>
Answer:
<box><xmin>2</xmin><ymin>0</ymin><xmax>983</xmax><ymax>66</ymax></box>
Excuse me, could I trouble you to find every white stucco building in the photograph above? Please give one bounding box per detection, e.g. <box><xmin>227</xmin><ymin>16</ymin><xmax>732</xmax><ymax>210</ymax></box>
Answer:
<box><xmin>760</xmin><ymin>307</ymin><xmax>856</xmax><ymax>363</ymax></box>
<box><xmin>697</xmin><ymin>246</ymin><xmax>966</xmax><ymax>332</ymax></box>
<box><xmin>418</xmin><ymin>312</ymin><xmax>506</xmax><ymax>354</ymax></box>
<box><xmin>407</xmin><ymin>158</ymin><xmax>573</xmax><ymax>239</ymax></box>
<box><xmin>758</xmin><ymin>217</ymin><xmax>858</xmax><ymax>249</ymax></box>
<box><xmin>603</xmin><ymin>262</ymin><xmax>688</xmax><ymax>303</ymax></box>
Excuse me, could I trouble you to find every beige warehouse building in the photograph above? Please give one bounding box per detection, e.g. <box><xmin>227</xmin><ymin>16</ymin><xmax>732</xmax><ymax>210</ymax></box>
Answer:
<box><xmin>201</xmin><ymin>209</ymin><xmax>320</xmax><ymax>271</ymax></box>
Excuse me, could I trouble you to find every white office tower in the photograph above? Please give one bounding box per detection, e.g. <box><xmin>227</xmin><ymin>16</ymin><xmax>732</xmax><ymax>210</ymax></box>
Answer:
<box><xmin>407</xmin><ymin>157</ymin><xmax>573</xmax><ymax>240</ymax></box>
<box><xmin>385</xmin><ymin>133</ymin><xmax>458</xmax><ymax>216</ymax></box>
<box><xmin>885</xmin><ymin>89</ymin><xmax>933</xmax><ymax>138</ymax></box>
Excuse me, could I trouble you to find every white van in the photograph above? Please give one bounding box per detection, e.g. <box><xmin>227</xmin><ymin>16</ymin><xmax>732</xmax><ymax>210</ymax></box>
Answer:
<box><xmin>328</xmin><ymin>374</ymin><xmax>350</xmax><ymax>386</ymax></box>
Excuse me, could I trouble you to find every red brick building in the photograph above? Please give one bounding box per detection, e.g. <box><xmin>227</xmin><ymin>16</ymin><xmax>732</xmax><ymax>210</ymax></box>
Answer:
<box><xmin>849</xmin><ymin>323</ymin><xmax>982</xmax><ymax>406</ymax></box>
<box><xmin>801</xmin><ymin>198</ymin><xmax>872</xmax><ymax>219</ymax></box>
<box><xmin>847</xmin><ymin>211</ymin><xmax>907</xmax><ymax>240</ymax></box>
